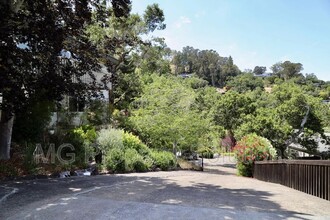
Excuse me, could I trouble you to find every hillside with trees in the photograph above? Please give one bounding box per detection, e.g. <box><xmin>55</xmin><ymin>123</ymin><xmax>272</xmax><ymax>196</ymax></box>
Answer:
<box><xmin>1</xmin><ymin>0</ymin><xmax>329</xmax><ymax>178</ymax></box>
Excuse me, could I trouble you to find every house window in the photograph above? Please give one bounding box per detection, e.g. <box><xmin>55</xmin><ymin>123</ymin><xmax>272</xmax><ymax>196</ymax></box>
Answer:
<box><xmin>69</xmin><ymin>96</ymin><xmax>85</xmax><ymax>112</ymax></box>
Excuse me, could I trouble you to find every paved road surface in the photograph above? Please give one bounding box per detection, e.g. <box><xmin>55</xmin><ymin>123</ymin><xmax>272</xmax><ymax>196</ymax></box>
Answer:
<box><xmin>0</xmin><ymin>156</ymin><xmax>329</xmax><ymax>220</ymax></box>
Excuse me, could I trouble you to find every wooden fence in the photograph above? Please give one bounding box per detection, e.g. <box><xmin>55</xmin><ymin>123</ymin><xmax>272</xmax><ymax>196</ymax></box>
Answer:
<box><xmin>253</xmin><ymin>160</ymin><xmax>330</xmax><ymax>201</ymax></box>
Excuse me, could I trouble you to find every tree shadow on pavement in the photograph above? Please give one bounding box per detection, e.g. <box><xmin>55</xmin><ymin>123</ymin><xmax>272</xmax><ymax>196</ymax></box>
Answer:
<box><xmin>202</xmin><ymin>168</ymin><xmax>235</xmax><ymax>176</ymax></box>
<box><xmin>0</xmin><ymin>173</ymin><xmax>320</xmax><ymax>220</ymax></box>
<box><xmin>118</xmin><ymin>176</ymin><xmax>313</xmax><ymax>220</ymax></box>
<box><xmin>55</xmin><ymin>175</ymin><xmax>315</xmax><ymax>219</ymax></box>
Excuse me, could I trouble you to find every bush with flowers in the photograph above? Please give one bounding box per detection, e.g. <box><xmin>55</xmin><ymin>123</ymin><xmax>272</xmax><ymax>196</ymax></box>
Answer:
<box><xmin>233</xmin><ymin>133</ymin><xmax>277</xmax><ymax>177</ymax></box>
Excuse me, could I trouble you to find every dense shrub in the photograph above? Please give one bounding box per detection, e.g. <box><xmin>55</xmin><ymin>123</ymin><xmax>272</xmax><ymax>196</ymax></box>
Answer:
<box><xmin>97</xmin><ymin>127</ymin><xmax>124</xmax><ymax>152</ymax></box>
<box><xmin>124</xmin><ymin>148</ymin><xmax>151</xmax><ymax>172</ymax></box>
<box><xmin>67</xmin><ymin>125</ymin><xmax>97</xmax><ymax>166</ymax></box>
<box><xmin>197</xmin><ymin>147</ymin><xmax>214</xmax><ymax>159</ymax></box>
<box><xmin>150</xmin><ymin>150</ymin><xmax>176</xmax><ymax>171</ymax></box>
<box><xmin>99</xmin><ymin>127</ymin><xmax>176</xmax><ymax>173</ymax></box>
<box><xmin>72</xmin><ymin>125</ymin><xmax>97</xmax><ymax>143</ymax></box>
<box><xmin>123</xmin><ymin>132</ymin><xmax>151</xmax><ymax>156</ymax></box>
<box><xmin>233</xmin><ymin>133</ymin><xmax>277</xmax><ymax>177</ymax></box>
<box><xmin>105</xmin><ymin>148</ymin><xmax>125</xmax><ymax>173</ymax></box>
<box><xmin>0</xmin><ymin>160</ymin><xmax>19</xmax><ymax>177</ymax></box>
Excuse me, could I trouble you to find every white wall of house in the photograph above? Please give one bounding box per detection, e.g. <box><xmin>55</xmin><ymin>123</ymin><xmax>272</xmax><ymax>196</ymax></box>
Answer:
<box><xmin>49</xmin><ymin>89</ymin><xmax>109</xmax><ymax>128</ymax></box>
<box><xmin>48</xmin><ymin>65</ymin><xmax>112</xmax><ymax>128</ymax></box>
<box><xmin>289</xmin><ymin>133</ymin><xmax>330</xmax><ymax>157</ymax></box>
<box><xmin>50</xmin><ymin>112</ymin><xmax>85</xmax><ymax>127</ymax></box>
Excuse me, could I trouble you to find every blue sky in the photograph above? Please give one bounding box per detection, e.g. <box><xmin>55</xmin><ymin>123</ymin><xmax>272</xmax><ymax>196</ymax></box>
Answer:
<box><xmin>132</xmin><ymin>0</ymin><xmax>330</xmax><ymax>81</ymax></box>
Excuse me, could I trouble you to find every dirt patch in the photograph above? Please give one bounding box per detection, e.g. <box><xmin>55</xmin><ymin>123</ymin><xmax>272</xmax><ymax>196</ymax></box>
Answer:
<box><xmin>177</xmin><ymin>158</ymin><xmax>202</xmax><ymax>171</ymax></box>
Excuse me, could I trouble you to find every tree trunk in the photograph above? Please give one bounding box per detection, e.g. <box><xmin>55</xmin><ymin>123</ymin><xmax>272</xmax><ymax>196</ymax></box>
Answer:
<box><xmin>0</xmin><ymin>112</ymin><xmax>14</xmax><ymax>160</ymax></box>
<box><xmin>172</xmin><ymin>141</ymin><xmax>177</xmax><ymax>157</ymax></box>
<box><xmin>211</xmin><ymin>73</ymin><xmax>215</xmax><ymax>87</ymax></box>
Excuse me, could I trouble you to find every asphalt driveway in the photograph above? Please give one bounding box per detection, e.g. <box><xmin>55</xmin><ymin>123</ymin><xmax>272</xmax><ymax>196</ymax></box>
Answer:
<box><xmin>0</xmin><ymin>156</ymin><xmax>329</xmax><ymax>220</ymax></box>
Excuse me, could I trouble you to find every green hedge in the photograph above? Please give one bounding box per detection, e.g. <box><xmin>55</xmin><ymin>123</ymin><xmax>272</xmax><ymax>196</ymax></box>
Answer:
<box><xmin>99</xmin><ymin>127</ymin><xmax>176</xmax><ymax>173</ymax></box>
<box><xmin>197</xmin><ymin>147</ymin><xmax>214</xmax><ymax>159</ymax></box>
<box><xmin>150</xmin><ymin>150</ymin><xmax>176</xmax><ymax>171</ymax></box>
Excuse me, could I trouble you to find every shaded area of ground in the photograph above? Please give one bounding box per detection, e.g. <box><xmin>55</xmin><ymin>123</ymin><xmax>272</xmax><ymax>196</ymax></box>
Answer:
<box><xmin>0</xmin><ymin>156</ymin><xmax>329</xmax><ymax>219</ymax></box>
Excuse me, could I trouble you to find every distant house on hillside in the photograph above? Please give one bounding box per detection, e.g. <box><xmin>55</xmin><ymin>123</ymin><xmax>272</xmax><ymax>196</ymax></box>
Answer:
<box><xmin>254</xmin><ymin>72</ymin><xmax>272</xmax><ymax>78</ymax></box>
<box><xmin>288</xmin><ymin>133</ymin><xmax>330</xmax><ymax>159</ymax></box>
<box><xmin>178</xmin><ymin>73</ymin><xmax>193</xmax><ymax>78</ymax></box>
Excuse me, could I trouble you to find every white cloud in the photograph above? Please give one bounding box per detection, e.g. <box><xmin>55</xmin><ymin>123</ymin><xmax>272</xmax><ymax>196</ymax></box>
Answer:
<box><xmin>175</xmin><ymin>16</ymin><xmax>191</xmax><ymax>28</ymax></box>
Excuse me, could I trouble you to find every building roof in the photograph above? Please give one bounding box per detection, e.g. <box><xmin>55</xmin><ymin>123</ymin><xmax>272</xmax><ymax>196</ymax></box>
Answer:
<box><xmin>254</xmin><ymin>72</ymin><xmax>272</xmax><ymax>77</ymax></box>
<box><xmin>178</xmin><ymin>73</ymin><xmax>193</xmax><ymax>78</ymax></box>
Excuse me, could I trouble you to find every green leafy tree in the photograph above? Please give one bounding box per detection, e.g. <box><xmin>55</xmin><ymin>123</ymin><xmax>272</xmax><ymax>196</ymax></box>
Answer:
<box><xmin>170</xmin><ymin>46</ymin><xmax>200</xmax><ymax>75</ymax></box>
<box><xmin>143</xmin><ymin>3</ymin><xmax>166</xmax><ymax>31</ymax></box>
<box><xmin>236</xmin><ymin>83</ymin><xmax>330</xmax><ymax>157</ymax></box>
<box><xmin>133</xmin><ymin>37</ymin><xmax>171</xmax><ymax>75</ymax></box>
<box><xmin>130</xmin><ymin>75</ymin><xmax>215</xmax><ymax>153</ymax></box>
<box><xmin>170</xmin><ymin>46</ymin><xmax>238</xmax><ymax>87</ymax></box>
<box><xmin>319</xmin><ymin>84</ymin><xmax>330</xmax><ymax>100</ymax></box>
<box><xmin>271</xmin><ymin>61</ymin><xmax>303</xmax><ymax>81</ymax></box>
<box><xmin>218</xmin><ymin>56</ymin><xmax>241</xmax><ymax>87</ymax></box>
<box><xmin>227</xmin><ymin>73</ymin><xmax>264</xmax><ymax>93</ymax></box>
<box><xmin>253</xmin><ymin>66</ymin><xmax>267</xmax><ymax>75</ymax></box>
<box><xmin>194</xmin><ymin>86</ymin><xmax>221</xmax><ymax>122</ymax></box>
<box><xmin>12</xmin><ymin>100</ymin><xmax>54</xmax><ymax>144</ymax></box>
<box><xmin>0</xmin><ymin>0</ymin><xmax>129</xmax><ymax>159</ymax></box>
<box><xmin>235</xmin><ymin>107</ymin><xmax>292</xmax><ymax>156</ymax></box>
<box><xmin>213</xmin><ymin>91</ymin><xmax>256</xmax><ymax>133</ymax></box>
<box><xmin>86</xmin><ymin>3</ymin><xmax>166</xmax><ymax>110</ymax></box>
<box><xmin>196</xmin><ymin>50</ymin><xmax>222</xmax><ymax>87</ymax></box>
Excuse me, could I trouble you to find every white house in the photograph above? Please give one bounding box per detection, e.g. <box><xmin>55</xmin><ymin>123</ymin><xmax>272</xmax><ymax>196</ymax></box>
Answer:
<box><xmin>49</xmin><ymin>63</ymin><xmax>114</xmax><ymax>127</ymax></box>
<box><xmin>288</xmin><ymin>133</ymin><xmax>330</xmax><ymax>158</ymax></box>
